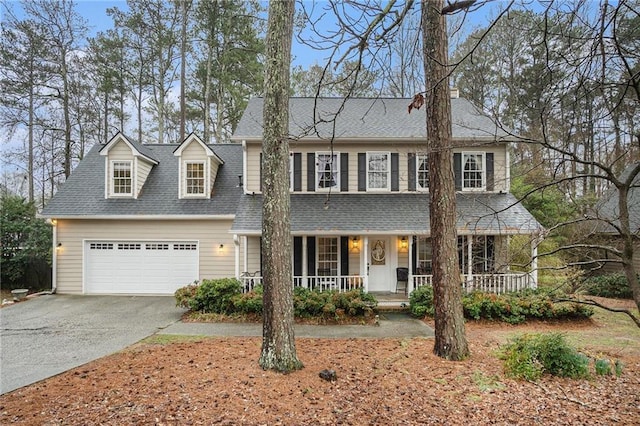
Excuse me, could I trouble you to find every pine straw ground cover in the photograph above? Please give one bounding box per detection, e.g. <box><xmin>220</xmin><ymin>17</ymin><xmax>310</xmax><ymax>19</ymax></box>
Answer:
<box><xmin>1</xmin><ymin>298</ymin><xmax>638</xmax><ymax>425</ymax></box>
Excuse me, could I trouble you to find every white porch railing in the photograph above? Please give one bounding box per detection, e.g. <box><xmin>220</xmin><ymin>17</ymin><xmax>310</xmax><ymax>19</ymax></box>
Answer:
<box><xmin>412</xmin><ymin>273</ymin><xmax>534</xmax><ymax>294</ymax></box>
<box><xmin>241</xmin><ymin>273</ymin><xmax>533</xmax><ymax>295</ymax></box>
<box><xmin>240</xmin><ymin>274</ymin><xmax>365</xmax><ymax>293</ymax></box>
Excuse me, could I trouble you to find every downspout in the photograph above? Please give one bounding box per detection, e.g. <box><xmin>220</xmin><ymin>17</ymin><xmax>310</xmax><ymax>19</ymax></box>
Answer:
<box><xmin>50</xmin><ymin>219</ymin><xmax>58</xmax><ymax>294</ymax></box>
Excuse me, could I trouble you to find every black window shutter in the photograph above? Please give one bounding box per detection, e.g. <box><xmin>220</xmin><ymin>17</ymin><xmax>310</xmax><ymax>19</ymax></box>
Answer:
<box><xmin>293</xmin><ymin>237</ymin><xmax>303</xmax><ymax>276</ymax></box>
<box><xmin>408</xmin><ymin>153</ymin><xmax>416</xmax><ymax>191</ymax></box>
<box><xmin>293</xmin><ymin>153</ymin><xmax>302</xmax><ymax>191</ymax></box>
<box><xmin>411</xmin><ymin>236</ymin><xmax>418</xmax><ymax>274</ymax></box>
<box><xmin>391</xmin><ymin>153</ymin><xmax>399</xmax><ymax>191</ymax></box>
<box><xmin>486</xmin><ymin>152</ymin><xmax>494</xmax><ymax>191</ymax></box>
<box><xmin>307</xmin><ymin>152</ymin><xmax>315</xmax><ymax>191</ymax></box>
<box><xmin>259</xmin><ymin>153</ymin><xmax>263</xmax><ymax>191</ymax></box>
<box><xmin>306</xmin><ymin>236</ymin><xmax>316</xmax><ymax>275</ymax></box>
<box><xmin>340</xmin><ymin>236</ymin><xmax>349</xmax><ymax>275</ymax></box>
<box><xmin>358</xmin><ymin>153</ymin><xmax>366</xmax><ymax>191</ymax></box>
<box><xmin>340</xmin><ymin>153</ymin><xmax>348</xmax><ymax>192</ymax></box>
<box><xmin>454</xmin><ymin>153</ymin><xmax>462</xmax><ymax>191</ymax></box>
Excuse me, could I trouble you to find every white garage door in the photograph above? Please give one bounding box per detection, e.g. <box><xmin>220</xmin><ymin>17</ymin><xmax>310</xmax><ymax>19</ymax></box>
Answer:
<box><xmin>84</xmin><ymin>241</ymin><xmax>199</xmax><ymax>294</ymax></box>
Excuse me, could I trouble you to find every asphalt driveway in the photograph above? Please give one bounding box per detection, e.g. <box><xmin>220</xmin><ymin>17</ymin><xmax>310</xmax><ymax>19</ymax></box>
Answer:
<box><xmin>0</xmin><ymin>295</ymin><xmax>185</xmax><ymax>395</ymax></box>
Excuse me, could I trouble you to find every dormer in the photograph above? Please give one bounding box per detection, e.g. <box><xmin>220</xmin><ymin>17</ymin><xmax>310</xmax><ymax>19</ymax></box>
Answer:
<box><xmin>173</xmin><ymin>133</ymin><xmax>224</xmax><ymax>199</ymax></box>
<box><xmin>99</xmin><ymin>132</ymin><xmax>158</xmax><ymax>199</ymax></box>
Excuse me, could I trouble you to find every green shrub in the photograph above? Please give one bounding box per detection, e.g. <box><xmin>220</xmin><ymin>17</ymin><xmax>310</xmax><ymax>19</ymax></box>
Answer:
<box><xmin>190</xmin><ymin>278</ymin><xmax>242</xmax><ymax>314</ymax></box>
<box><xmin>409</xmin><ymin>285</ymin><xmax>434</xmax><ymax>317</ymax></box>
<box><xmin>594</xmin><ymin>358</ymin><xmax>612</xmax><ymax>376</ymax></box>
<box><xmin>409</xmin><ymin>287</ymin><xmax>593</xmax><ymax>323</ymax></box>
<box><xmin>500</xmin><ymin>333</ymin><xmax>590</xmax><ymax>381</ymax></box>
<box><xmin>231</xmin><ymin>285</ymin><xmax>263</xmax><ymax>314</ymax></box>
<box><xmin>293</xmin><ymin>288</ymin><xmax>376</xmax><ymax>319</ymax></box>
<box><xmin>174</xmin><ymin>282</ymin><xmax>199</xmax><ymax>309</ymax></box>
<box><xmin>581</xmin><ymin>273</ymin><xmax>634</xmax><ymax>299</ymax></box>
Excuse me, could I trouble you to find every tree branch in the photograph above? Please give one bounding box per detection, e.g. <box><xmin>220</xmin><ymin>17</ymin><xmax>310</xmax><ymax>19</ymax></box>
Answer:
<box><xmin>554</xmin><ymin>297</ymin><xmax>640</xmax><ymax>328</ymax></box>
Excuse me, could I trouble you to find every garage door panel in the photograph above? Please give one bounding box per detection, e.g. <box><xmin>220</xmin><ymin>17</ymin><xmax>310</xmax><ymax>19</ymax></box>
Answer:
<box><xmin>85</xmin><ymin>241</ymin><xmax>198</xmax><ymax>294</ymax></box>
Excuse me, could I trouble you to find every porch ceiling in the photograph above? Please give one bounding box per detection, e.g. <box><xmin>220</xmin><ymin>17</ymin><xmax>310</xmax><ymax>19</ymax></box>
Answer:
<box><xmin>231</xmin><ymin>193</ymin><xmax>543</xmax><ymax>235</ymax></box>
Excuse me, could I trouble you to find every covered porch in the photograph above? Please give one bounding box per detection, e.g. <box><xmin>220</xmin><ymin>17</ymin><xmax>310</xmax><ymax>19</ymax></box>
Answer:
<box><xmin>231</xmin><ymin>192</ymin><xmax>544</xmax><ymax>296</ymax></box>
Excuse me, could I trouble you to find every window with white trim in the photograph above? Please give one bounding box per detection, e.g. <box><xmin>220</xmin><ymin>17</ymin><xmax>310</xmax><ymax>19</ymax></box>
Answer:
<box><xmin>317</xmin><ymin>237</ymin><xmax>338</xmax><ymax>276</ymax></box>
<box><xmin>416</xmin><ymin>237</ymin><xmax>432</xmax><ymax>273</ymax></box>
<box><xmin>417</xmin><ymin>154</ymin><xmax>429</xmax><ymax>191</ymax></box>
<box><xmin>367</xmin><ymin>152</ymin><xmax>390</xmax><ymax>190</ymax></box>
<box><xmin>316</xmin><ymin>152</ymin><xmax>339</xmax><ymax>191</ymax></box>
<box><xmin>289</xmin><ymin>152</ymin><xmax>294</xmax><ymax>191</ymax></box>
<box><xmin>186</xmin><ymin>162</ymin><xmax>205</xmax><ymax>195</ymax></box>
<box><xmin>462</xmin><ymin>153</ymin><xmax>485</xmax><ymax>190</ymax></box>
<box><xmin>112</xmin><ymin>161</ymin><xmax>132</xmax><ymax>195</ymax></box>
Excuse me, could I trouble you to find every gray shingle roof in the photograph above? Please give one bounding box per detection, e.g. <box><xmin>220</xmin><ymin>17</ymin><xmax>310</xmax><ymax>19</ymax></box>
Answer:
<box><xmin>231</xmin><ymin>193</ymin><xmax>542</xmax><ymax>235</ymax></box>
<box><xmin>593</xmin><ymin>162</ymin><xmax>640</xmax><ymax>233</ymax></box>
<box><xmin>232</xmin><ymin>97</ymin><xmax>513</xmax><ymax>141</ymax></box>
<box><xmin>41</xmin><ymin>143</ymin><xmax>243</xmax><ymax>217</ymax></box>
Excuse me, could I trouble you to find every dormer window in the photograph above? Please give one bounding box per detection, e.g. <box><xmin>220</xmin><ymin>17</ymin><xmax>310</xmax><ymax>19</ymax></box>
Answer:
<box><xmin>186</xmin><ymin>162</ymin><xmax>205</xmax><ymax>195</ymax></box>
<box><xmin>112</xmin><ymin>161</ymin><xmax>132</xmax><ymax>195</ymax></box>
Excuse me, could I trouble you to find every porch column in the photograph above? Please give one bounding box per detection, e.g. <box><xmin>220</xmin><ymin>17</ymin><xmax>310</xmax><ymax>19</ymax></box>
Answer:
<box><xmin>531</xmin><ymin>234</ymin><xmax>542</xmax><ymax>289</ymax></box>
<box><xmin>234</xmin><ymin>234</ymin><xmax>240</xmax><ymax>279</ymax></box>
<box><xmin>467</xmin><ymin>235</ymin><xmax>473</xmax><ymax>276</ymax></box>
<box><xmin>363</xmin><ymin>236</ymin><xmax>369</xmax><ymax>292</ymax></box>
<box><xmin>302</xmin><ymin>236</ymin><xmax>308</xmax><ymax>288</ymax></box>
<box><xmin>242</xmin><ymin>236</ymin><xmax>248</xmax><ymax>274</ymax></box>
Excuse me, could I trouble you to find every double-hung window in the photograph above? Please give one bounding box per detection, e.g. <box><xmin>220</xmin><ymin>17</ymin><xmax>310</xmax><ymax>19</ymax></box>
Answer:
<box><xmin>462</xmin><ymin>152</ymin><xmax>485</xmax><ymax>190</ymax></box>
<box><xmin>417</xmin><ymin>154</ymin><xmax>429</xmax><ymax>191</ymax></box>
<box><xmin>112</xmin><ymin>161</ymin><xmax>132</xmax><ymax>195</ymax></box>
<box><xmin>317</xmin><ymin>237</ymin><xmax>338</xmax><ymax>276</ymax></box>
<box><xmin>367</xmin><ymin>152</ymin><xmax>390</xmax><ymax>191</ymax></box>
<box><xmin>186</xmin><ymin>161</ymin><xmax>205</xmax><ymax>195</ymax></box>
<box><xmin>316</xmin><ymin>152</ymin><xmax>339</xmax><ymax>190</ymax></box>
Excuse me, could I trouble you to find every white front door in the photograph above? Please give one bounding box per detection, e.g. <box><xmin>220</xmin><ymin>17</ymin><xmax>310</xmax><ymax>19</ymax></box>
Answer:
<box><xmin>368</xmin><ymin>236</ymin><xmax>392</xmax><ymax>292</ymax></box>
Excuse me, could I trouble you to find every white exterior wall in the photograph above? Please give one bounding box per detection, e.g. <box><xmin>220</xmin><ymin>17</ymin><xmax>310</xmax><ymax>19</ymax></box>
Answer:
<box><xmin>55</xmin><ymin>219</ymin><xmax>235</xmax><ymax>294</ymax></box>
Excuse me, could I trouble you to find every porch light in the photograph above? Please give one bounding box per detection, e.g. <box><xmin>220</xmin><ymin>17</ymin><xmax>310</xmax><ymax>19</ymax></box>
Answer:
<box><xmin>351</xmin><ymin>237</ymin><xmax>359</xmax><ymax>250</ymax></box>
<box><xmin>400</xmin><ymin>236</ymin><xmax>408</xmax><ymax>250</ymax></box>
<box><xmin>219</xmin><ymin>244</ymin><xmax>224</xmax><ymax>252</ymax></box>
<box><xmin>56</xmin><ymin>242</ymin><xmax>63</xmax><ymax>251</ymax></box>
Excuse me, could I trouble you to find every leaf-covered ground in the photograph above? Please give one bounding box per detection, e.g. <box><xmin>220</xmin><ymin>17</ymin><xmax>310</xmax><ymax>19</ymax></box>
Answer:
<box><xmin>1</xmin><ymin>298</ymin><xmax>638</xmax><ymax>425</ymax></box>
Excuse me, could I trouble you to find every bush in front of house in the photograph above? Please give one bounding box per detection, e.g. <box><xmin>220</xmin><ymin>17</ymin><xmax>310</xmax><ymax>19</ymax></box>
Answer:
<box><xmin>408</xmin><ymin>287</ymin><xmax>594</xmax><ymax>323</ymax></box>
<box><xmin>175</xmin><ymin>281</ymin><xmax>377</xmax><ymax>321</ymax></box>
<box><xmin>580</xmin><ymin>273</ymin><xmax>634</xmax><ymax>299</ymax></box>
<box><xmin>409</xmin><ymin>285</ymin><xmax>434</xmax><ymax>317</ymax></box>
<box><xmin>186</xmin><ymin>278</ymin><xmax>243</xmax><ymax>314</ymax></box>
<box><xmin>499</xmin><ymin>332</ymin><xmax>591</xmax><ymax>381</ymax></box>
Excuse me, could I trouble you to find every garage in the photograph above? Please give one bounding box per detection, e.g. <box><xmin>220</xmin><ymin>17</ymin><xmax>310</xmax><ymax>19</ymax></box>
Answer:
<box><xmin>84</xmin><ymin>241</ymin><xmax>199</xmax><ymax>294</ymax></box>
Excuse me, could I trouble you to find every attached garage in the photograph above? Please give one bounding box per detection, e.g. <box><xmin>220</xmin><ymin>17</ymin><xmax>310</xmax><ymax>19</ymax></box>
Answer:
<box><xmin>84</xmin><ymin>241</ymin><xmax>199</xmax><ymax>294</ymax></box>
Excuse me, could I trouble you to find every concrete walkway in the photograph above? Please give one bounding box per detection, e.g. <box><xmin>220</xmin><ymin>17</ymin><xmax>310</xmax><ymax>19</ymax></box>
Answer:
<box><xmin>160</xmin><ymin>312</ymin><xmax>434</xmax><ymax>339</ymax></box>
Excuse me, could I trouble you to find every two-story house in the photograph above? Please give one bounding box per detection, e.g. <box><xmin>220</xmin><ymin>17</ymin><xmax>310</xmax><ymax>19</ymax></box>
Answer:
<box><xmin>41</xmin><ymin>94</ymin><xmax>542</xmax><ymax>296</ymax></box>
<box><xmin>231</xmin><ymin>95</ymin><xmax>543</xmax><ymax>295</ymax></box>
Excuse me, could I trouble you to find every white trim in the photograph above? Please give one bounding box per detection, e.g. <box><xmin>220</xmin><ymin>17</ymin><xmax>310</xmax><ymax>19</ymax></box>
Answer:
<box><xmin>109</xmin><ymin>160</ymin><xmax>134</xmax><ymax>197</ymax></box>
<box><xmin>366</xmin><ymin>151</ymin><xmax>391</xmax><ymax>192</ymax></box>
<box><xmin>103</xmin><ymin>157</ymin><xmax>109</xmax><ymax>199</ymax></box>
<box><xmin>183</xmin><ymin>160</ymin><xmax>207</xmax><ymax>198</ymax></box>
<box><xmin>461</xmin><ymin>151</ymin><xmax>486</xmax><ymax>192</ymax></box>
<box><xmin>41</xmin><ymin>214</ymin><xmax>236</xmax><ymax>220</ymax></box>
<box><xmin>416</xmin><ymin>154</ymin><xmax>429</xmax><ymax>192</ymax></box>
<box><xmin>315</xmin><ymin>151</ymin><xmax>340</xmax><ymax>192</ymax></box>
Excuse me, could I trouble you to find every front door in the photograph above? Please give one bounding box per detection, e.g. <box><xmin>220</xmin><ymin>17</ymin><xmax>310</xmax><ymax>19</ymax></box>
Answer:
<box><xmin>368</xmin><ymin>236</ymin><xmax>392</xmax><ymax>292</ymax></box>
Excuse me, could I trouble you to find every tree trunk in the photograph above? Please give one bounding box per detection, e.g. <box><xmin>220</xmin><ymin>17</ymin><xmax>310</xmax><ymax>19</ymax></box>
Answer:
<box><xmin>259</xmin><ymin>0</ymin><xmax>303</xmax><ymax>373</ymax></box>
<box><xmin>422</xmin><ymin>0</ymin><xmax>469</xmax><ymax>360</ymax></box>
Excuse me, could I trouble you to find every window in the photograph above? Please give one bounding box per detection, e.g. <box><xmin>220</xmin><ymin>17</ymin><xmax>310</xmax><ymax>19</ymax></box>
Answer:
<box><xmin>367</xmin><ymin>152</ymin><xmax>390</xmax><ymax>190</ymax></box>
<box><xmin>462</xmin><ymin>153</ymin><xmax>485</xmax><ymax>190</ymax></box>
<box><xmin>416</xmin><ymin>237</ymin><xmax>432</xmax><ymax>274</ymax></box>
<box><xmin>316</xmin><ymin>152</ymin><xmax>339</xmax><ymax>190</ymax></box>
<box><xmin>112</xmin><ymin>161</ymin><xmax>132</xmax><ymax>195</ymax></box>
<box><xmin>317</xmin><ymin>237</ymin><xmax>338</xmax><ymax>276</ymax></box>
<box><xmin>186</xmin><ymin>162</ymin><xmax>205</xmax><ymax>195</ymax></box>
<box><xmin>417</xmin><ymin>154</ymin><xmax>429</xmax><ymax>191</ymax></box>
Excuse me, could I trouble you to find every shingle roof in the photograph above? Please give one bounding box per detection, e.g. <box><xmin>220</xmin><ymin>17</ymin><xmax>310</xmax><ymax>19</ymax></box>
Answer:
<box><xmin>593</xmin><ymin>162</ymin><xmax>640</xmax><ymax>233</ymax></box>
<box><xmin>41</xmin><ymin>143</ymin><xmax>243</xmax><ymax>217</ymax></box>
<box><xmin>232</xmin><ymin>97</ymin><xmax>513</xmax><ymax>141</ymax></box>
<box><xmin>231</xmin><ymin>193</ymin><xmax>542</xmax><ymax>235</ymax></box>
